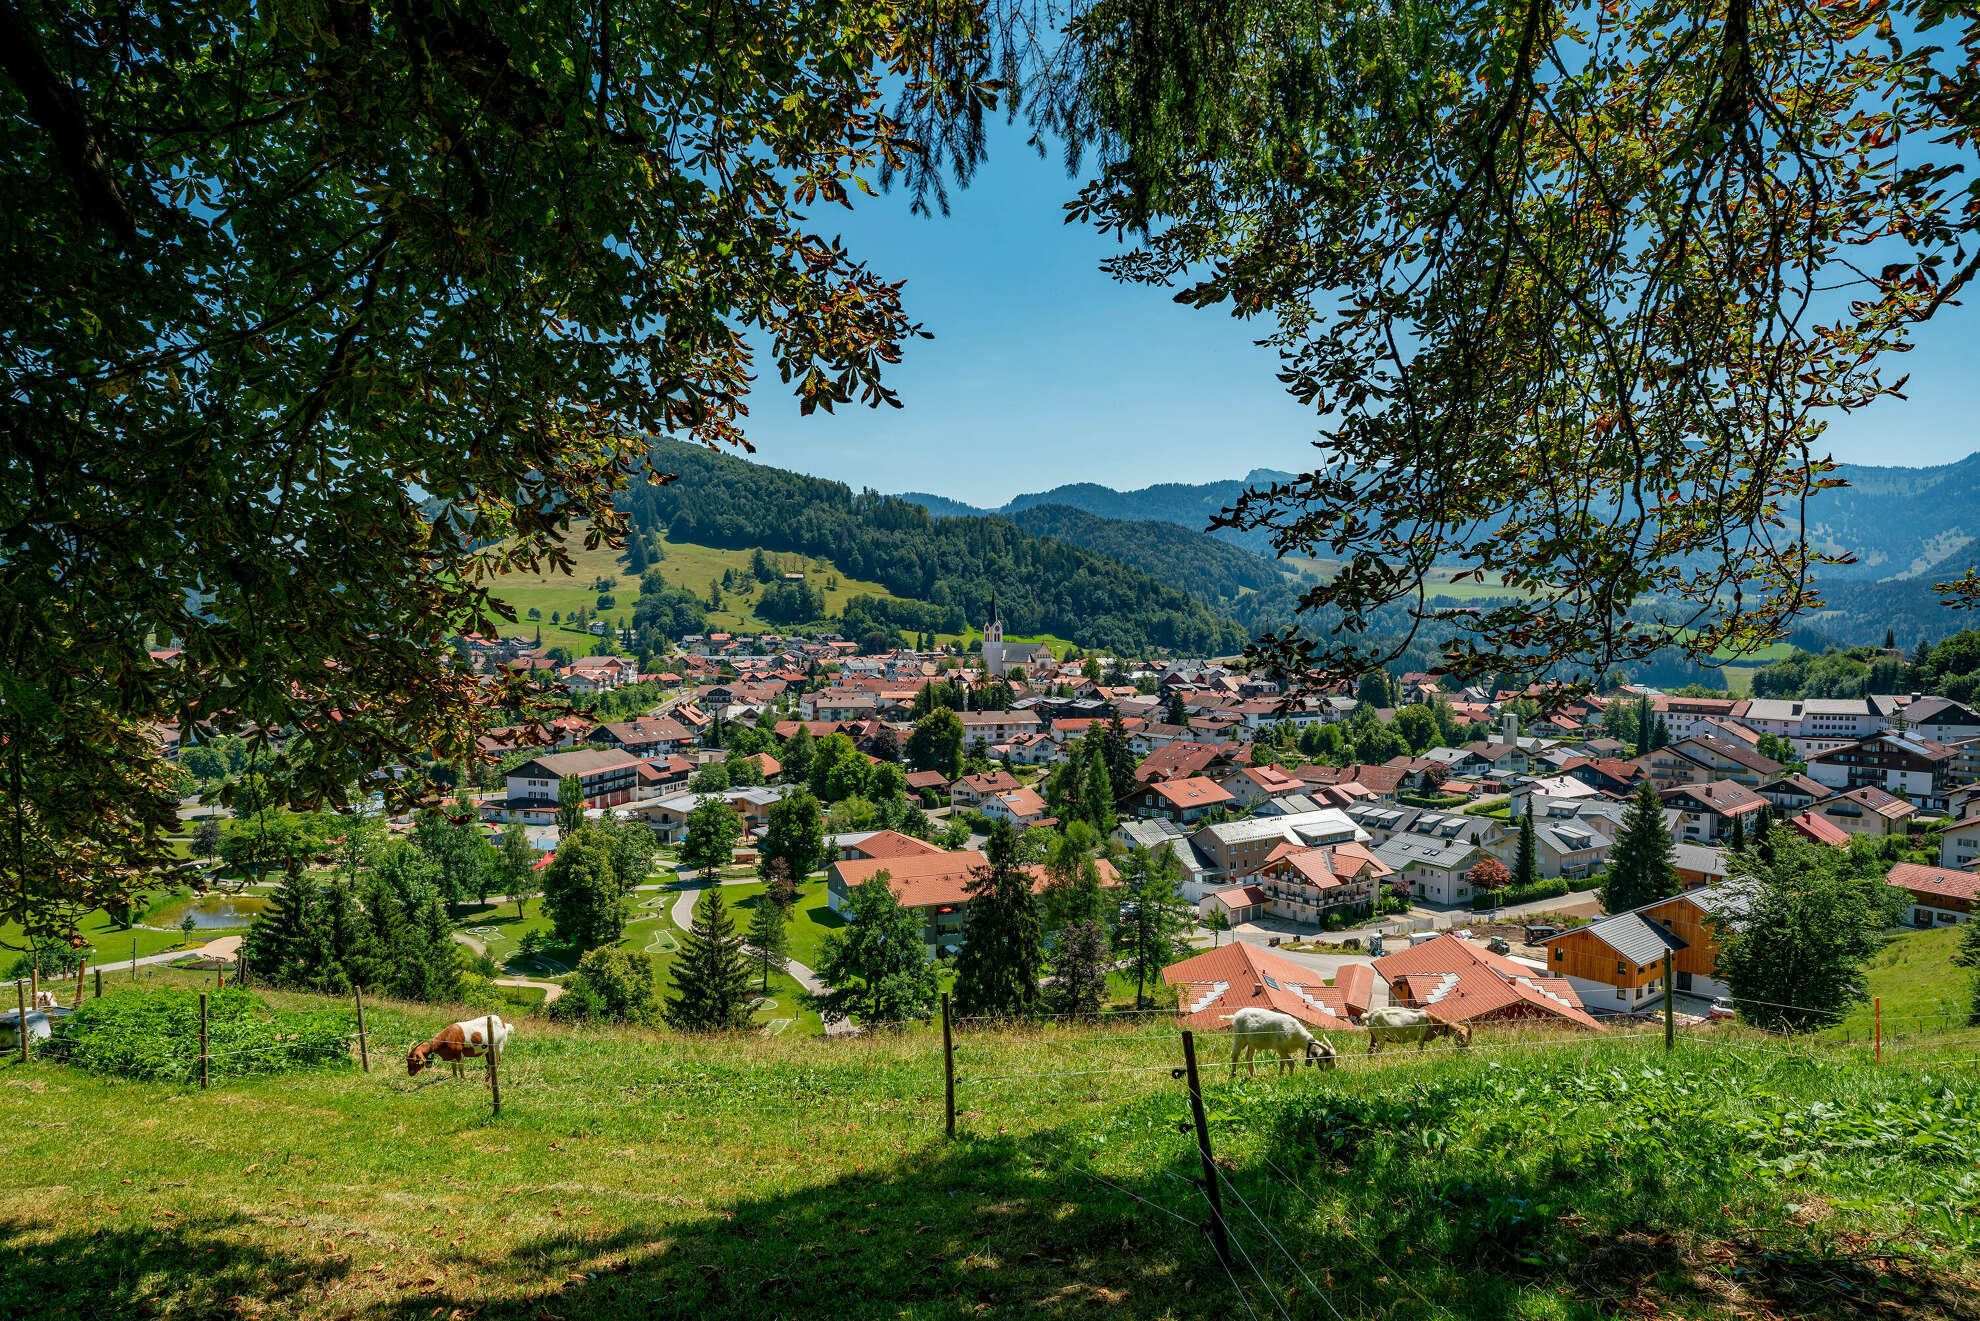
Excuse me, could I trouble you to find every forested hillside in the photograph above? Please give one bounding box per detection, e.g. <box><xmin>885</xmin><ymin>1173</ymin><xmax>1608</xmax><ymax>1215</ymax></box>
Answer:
<box><xmin>898</xmin><ymin>469</ymin><xmax>1294</xmax><ymax>556</ymax></box>
<box><xmin>627</xmin><ymin>441</ymin><xmax>1248</xmax><ymax>656</ymax></box>
<box><xmin>1005</xmin><ymin>504</ymin><xmax>1292</xmax><ymax>599</ymax></box>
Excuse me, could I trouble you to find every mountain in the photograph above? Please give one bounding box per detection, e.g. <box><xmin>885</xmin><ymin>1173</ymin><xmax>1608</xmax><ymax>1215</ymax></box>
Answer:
<box><xmin>624</xmin><ymin>440</ymin><xmax>1250</xmax><ymax>656</ymax></box>
<box><xmin>1809</xmin><ymin>454</ymin><xmax>1980</xmax><ymax>580</ymax></box>
<box><xmin>902</xmin><ymin>456</ymin><xmax>1980</xmax><ymax>583</ymax></box>
<box><xmin>898</xmin><ymin>469</ymin><xmax>1296</xmax><ymax>556</ymax></box>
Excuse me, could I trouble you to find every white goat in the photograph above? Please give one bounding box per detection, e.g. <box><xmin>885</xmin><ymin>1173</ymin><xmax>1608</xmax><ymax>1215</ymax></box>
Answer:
<box><xmin>1218</xmin><ymin>1007</ymin><xmax>1337</xmax><ymax>1077</ymax></box>
<box><xmin>1362</xmin><ymin>1005</ymin><xmax>1472</xmax><ymax>1053</ymax></box>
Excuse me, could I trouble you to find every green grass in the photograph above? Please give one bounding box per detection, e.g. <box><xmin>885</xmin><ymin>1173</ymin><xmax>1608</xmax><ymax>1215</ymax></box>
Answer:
<box><xmin>0</xmin><ymin>907</ymin><xmax>220</xmax><ymax>968</ymax></box>
<box><xmin>483</xmin><ymin>526</ymin><xmax>917</xmax><ymax>643</ymax></box>
<box><xmin>1821</xmin><ymin>925</ymin><xmax>1973</xmax><ymax>1043</ymax></box>
<box><xmin>5</xmin><ymin>972</ymin><xmax>1977</xmax><ymax>1321</ymax></box>
<box><xmin>456</xmin><ymin>884</ymin><xmax>826</xmax><ymax>1037</ymax></box>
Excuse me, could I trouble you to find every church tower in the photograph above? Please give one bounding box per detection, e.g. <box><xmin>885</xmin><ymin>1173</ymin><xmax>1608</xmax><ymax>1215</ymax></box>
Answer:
<box><xmin>982</xmin><ymin>601</ymin><xmax>1006</xmax><ymax>678</ymax></box>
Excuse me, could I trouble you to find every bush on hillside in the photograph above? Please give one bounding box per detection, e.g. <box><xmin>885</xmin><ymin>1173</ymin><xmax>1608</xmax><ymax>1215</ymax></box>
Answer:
<box><xmin>51</xmin><ymin>988</ymin><xmax>352</xmax><ymax>1082</ymax></box>
<box><xmin>547</xmin><ymin>948</ymin><xmax>661</xmax><ymax>1026</ymax></box>
<box><xmin>1472</xmin><ymin>877</ymin><xmax>1572</xmax><ymax>911</ymax></box>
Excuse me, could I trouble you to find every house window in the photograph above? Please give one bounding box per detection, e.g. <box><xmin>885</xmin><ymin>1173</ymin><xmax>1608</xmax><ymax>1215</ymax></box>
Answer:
<box><xmin>1552</xmin><ymin>947</ymin><xmax>1564</xmax><ymax>963</ymax></box>
<box><xmin>1676</xmin><ymin>971</ymin><xmax>1693</xmax><ymax>991</ymax></box>
<box><xmin>1616</xmin><ymin>987</ymin><xmax>1628</xmax><ymax>1000</ymax></box>
<box><xmin>1615</xmin><ymin>960</ymin><xmax>1626</xmax><ymax>976</ymax></box>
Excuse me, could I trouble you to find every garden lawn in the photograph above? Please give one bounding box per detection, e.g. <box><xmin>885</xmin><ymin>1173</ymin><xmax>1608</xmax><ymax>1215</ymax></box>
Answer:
<box><xmin>1</xmin><ymin>909</ymin><xmax>210</xmax><ymax>969</ymax></box>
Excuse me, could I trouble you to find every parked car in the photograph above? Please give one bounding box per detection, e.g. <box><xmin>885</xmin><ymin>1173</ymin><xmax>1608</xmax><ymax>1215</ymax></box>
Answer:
<box><xmin>1708</xmin><ymin>998</ymin><xmax>1737</xmax><ymax>1020</ymax></box>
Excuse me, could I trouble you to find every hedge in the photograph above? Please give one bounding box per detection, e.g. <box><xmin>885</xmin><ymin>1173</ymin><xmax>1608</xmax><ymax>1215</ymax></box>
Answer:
<box><xmin>1471</xmin><ymin>876</ymin><xmax>1573</xmax><ymax>911</ymax></box>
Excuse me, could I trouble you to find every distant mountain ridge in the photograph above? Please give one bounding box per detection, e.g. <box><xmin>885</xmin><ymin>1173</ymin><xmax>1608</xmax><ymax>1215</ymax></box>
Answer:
<box><xmin>900</xmin><ymin>469</ymin><xmax>1296</xmax><ymax>556</ymax></box>
<box><xmin>901</xmin><ymin>455</ymin><xmax>1980</xmax><ymax>581</ymax></box>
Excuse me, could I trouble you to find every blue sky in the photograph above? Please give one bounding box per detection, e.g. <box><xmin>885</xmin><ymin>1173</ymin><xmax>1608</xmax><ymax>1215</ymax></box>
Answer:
<box><xmin>738</xmin><ymin>123</ymin><xmax>1980</xmax><ymax>506</ymax></box>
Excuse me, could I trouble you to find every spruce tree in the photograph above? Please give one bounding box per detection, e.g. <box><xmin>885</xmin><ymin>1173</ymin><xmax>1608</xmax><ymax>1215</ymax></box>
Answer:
<box><xmin>1081</xmin><ymin>737</ymin><xmax>1117</xmax><ymax>833</ymax></box>
<box><xmin>316</xmin><ymin>880</ymin><xmax>361</xmax><ymax>994</ymax></box>
<box><xmin>1113</xmin><ymin>845</ymin><xmax>1192</xmax><ymax>1008</ymax></box>
<box><xmin>952</xmin><ymin>818</ymin><xmax>1045</xmax><ymax>1019</ymax></box>
<box><xmin>1046</xmin><ymin>919</ymin><xmax>1110</xmax><ymax>1018</ymax></box>
<box><xmin>1600</xmin><ymin>780</ymin><xmax>1680</xmax><ymax>914</ymax></box>
<box><xmin>1635</xmin><ymin>696</ymin><xmax>1653</xmax><ymax>756</ymax></box>
<box><xmin>352</xmin><ymin>875</ymin><xmax>406</xmax><ymax>994</ymax></box>
<box><xmin>244</xmin><ymin>864</ymin><xmax>324</xmax><ymax>988</ymax></box>
<box><xmin>1728</xmin><ymin>811</ymin><xmax>1746</xmax><ymax>852</ymax></box>
<box><xmin>746</xmin><ymin>893</ymin><xmax>789</xmax><ymax>993</ymax></box>
<box><xmin>664</xmin><ymin>887</ymin><xmax>755</xmax><ymax>1031</ymax></box>
<box><xmin>556</xmin><ymin>774</ymin><xmax>586</xmax><ymax>836</ymax></box>
<box><xmin>1513</xmin><ymin>811</ymin><xmax>1538</xmax><ymax>889</ymax></box>
<box><xmin>411</xmin><ymin>894</ymin><xmax>463</xmax><ymax>1003</ymax></box>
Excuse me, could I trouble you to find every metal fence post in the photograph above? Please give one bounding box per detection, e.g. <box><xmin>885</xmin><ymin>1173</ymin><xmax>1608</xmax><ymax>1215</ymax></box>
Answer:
<box><xmin>354</xmin><ymin>986</ymin><xmax>370</xmax><ymax>1073</ymax></box>
<box><xmin>485</xmin><ymin>1015</ymin><xmax>501</xmax><ymax>1117</ymax></box>
<box><xmin>941</xmin><ymin>991</ymin><xmax>956</xmax><ymax>1139</ymax></box>
<box><xmin>199</xmin><ymin>991</ymin><xmax>210</xmax><ymax>1089</ymax></box>
<box><xmin>1179</xmin><ymin>1030</ymin><xmax>1232</xmax><ymax>1272</ymax></box>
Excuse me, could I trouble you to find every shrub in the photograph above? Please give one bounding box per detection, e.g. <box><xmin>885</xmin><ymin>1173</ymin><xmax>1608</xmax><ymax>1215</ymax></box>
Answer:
<box><xmin>547</xmin><ymin>948</ymin><xmax>660</xmax><ymax>1026</ymax></box>
<box><xmin>5</xmin><ymin>945</ymin><xmax>87</xmax><ymax>980</ymax></box>
<box><xmin>52</xmin><ymin>988</ymin><xmax>352</xmax><ymax>1082</ymax></box>
<box><xmin>1472</xmin><ymin>876</ymin><xmax>1571</xmax><ymax>910</ymax></box>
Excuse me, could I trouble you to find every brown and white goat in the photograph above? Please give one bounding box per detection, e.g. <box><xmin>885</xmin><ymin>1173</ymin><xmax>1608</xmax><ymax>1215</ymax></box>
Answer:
<box><xmin>407</xmin><ymin>1018</ymin><xmax>513</xmax><ymax>1079</ymax></box>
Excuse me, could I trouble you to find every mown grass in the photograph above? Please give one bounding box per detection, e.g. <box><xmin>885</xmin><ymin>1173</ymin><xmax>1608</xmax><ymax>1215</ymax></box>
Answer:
<box><xmin>3</xmin><ymin>981</ymin><xmax>1976</xmax><ymax>1321</ymax></box>
<box><xmin>482</xmin><ymin>527</ymin><xmax>914</xmax><ymax>642</ymax></box>
<box><xmin>0</xmin><ymin>906</ymin><xmax>215</xmax><ymax>969</ymax></box>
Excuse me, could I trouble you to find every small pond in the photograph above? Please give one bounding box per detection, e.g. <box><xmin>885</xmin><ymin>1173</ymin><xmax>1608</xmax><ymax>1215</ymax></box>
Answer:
<box><xmin>151</xmin><ymin>893</ymin><xmax>269</xmax><ymax>931</ymax></box>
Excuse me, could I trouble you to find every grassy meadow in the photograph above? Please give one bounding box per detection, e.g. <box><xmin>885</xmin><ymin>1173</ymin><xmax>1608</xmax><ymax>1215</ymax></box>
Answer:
<box><xmin>3</xmin><ymin>972</ymin><xmax>1978</xmax><ymax>1321</ymax></box>
<box><xmin>480</xmin><ymin>528</ymin><xmax>912</xmax><ymax>645</ymax></box>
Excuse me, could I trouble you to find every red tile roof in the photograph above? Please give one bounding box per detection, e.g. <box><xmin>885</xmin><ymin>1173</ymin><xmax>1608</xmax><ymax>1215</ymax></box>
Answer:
<box><xmin>1147</xmin><ymin>776</ymin><xmax>1236</xmax><ymax>810</ymax></box>
<box><xmin>1785</xmin><ymin>812</ymin><xmax>1851</xmax><ymax>848</ymax></box>
<box><xmin>1161</xmin><ymin>942</ymin><xmax>1366</xmax><ymax>1031</ymax></box>
<box><xmin>1885</xmin><ymin>862</ymin><xmax>1980</xmax><ymax>904</ymax></box>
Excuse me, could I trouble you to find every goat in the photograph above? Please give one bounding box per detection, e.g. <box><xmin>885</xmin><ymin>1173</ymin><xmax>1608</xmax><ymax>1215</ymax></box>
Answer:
<box><xmin>32</xmin><ymin>990</ymin><xmax>59</xmax><ymax>1010</ymax></box>
<box><xmin>1362</xmin><ymin>1006</ymin><xmax>1471</xmax><ymax>1053</ymax></box>
<box><xmin>1218</xmin><ymin>1007</ymin><xmax>1337</xmax><ymax>1077</ymax></box>
<box><xmin>407</xmin><ymin>1018</ymin><xmax>513</xmax><ymax>1079</ymax></box>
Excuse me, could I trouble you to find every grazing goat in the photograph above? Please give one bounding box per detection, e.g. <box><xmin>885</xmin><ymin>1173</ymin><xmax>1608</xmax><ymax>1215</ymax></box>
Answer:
<box><xmin>1362</xmin><ymin>1006</ymin><xmax>1471</xmax><ymax>1053</ymax></box>
<box><xmin>407</xmin><ymin>1018</ymin><xmax>512</xmax><ymax>1079</ymax></box>
<box><xmin>32</xmin><ymin>990</ymin><xmax>59</xmax><ymax>1010</ymax></box>
<box><xmin>1218</xmin><ymin>1007</ymin><xmax>1337</xmax><ymax>1077</ymax></box>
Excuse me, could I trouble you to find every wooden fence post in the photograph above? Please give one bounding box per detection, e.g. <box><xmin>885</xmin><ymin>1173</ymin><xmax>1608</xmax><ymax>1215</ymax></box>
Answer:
<box><xmin>215</xmin><ymin>964</ymin><xmax>223</xmax><ymax>990</ymax></box>
<box><xmin>354</xmin><ymin>986</ymin><xmax>370</xmax><ymax>1073</ymax></box>
<box><xmin>94</xmin><ymin>967</ymin><xmax>103</xmax><ymax>999</ymax></box>
<box><xmin>941</xmin><ymin>991</ymin><xmax>956</xmax><ymax>1140</ymax></box>
<box><xmin>1179</xmin><ymin>1031</ymin><xmax>1232</xmax><ymax>1272</ymax></box>
<box><xmin>485</xmin><ymin>1014</ymin><xmax>501</xmax><ymax>1117</ymax></box>
<box><xmin>199</xmin><ymin>991</ymin><xmax>210</xmax><ymax>1090</ymax></box>
<box><xmin>131</xmin><ymin>936</ymin><xmax>138</xmax><ymax>980</ymax></box>
<box><xmin>1874</xmin><ymin>997</ymin><xmax>1881</xmax><ymax>1063</ymax></box>
<box><xmin>14</xmin><ymin>980</ymin><xmax>26</xmax><ymax>1062</ymax></box>
<box><xmin>1662</xmin><ymin>951</ymin><xmax>1675</xmax><ymax>1051</ymax></box>
<box><xmin>75</xmin><ymin>958</ymin><xmax>87</xmax><ymax>1009</ymax></box>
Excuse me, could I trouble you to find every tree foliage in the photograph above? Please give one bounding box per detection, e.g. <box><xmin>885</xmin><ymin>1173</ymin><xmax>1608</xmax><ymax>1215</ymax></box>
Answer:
<box><xmin>664</xmin><ymin>887</ymin><xmax>755</xmax><ymax>1033</ymax></box>
<box><xmin>0</xmin><ymin>0</ymin><xmax>997</xmax><ymax>942</ymax></box>
<box><xmin>1601</xmin><ymin>781</ymin><xmax>1680</xmax><ymax>915</ymax></box>
<box><xmin>1710</xmin><ymin>838</ymin><xmax>1894</xmax><ymax>1032</ymax></box>
<box><xmin>812</xmin><ymin>873</ymin><xmax>941</xmax><ymax>1026</ymax></box>
<box><xmin>1001</xmin><ymin>0</ymin><xmax>1980</xmax><ymax>691</ymax></box>
<box><xmin>951</xmin><ymin>818</ymin><xmax>1045</xmax><ymax>1019</ymax></box>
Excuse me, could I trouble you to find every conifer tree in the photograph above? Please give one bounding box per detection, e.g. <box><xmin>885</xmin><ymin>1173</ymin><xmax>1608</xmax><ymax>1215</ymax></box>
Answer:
<box><xmin>664</xmin><ymin>887</ymin><xmax>755</xmax><ymax>1031</ymax></box>
<box><xmin>746</xmin><ymin>893</ymin><xmax>790</xmax><ymax>993</ymax></box>
<box><xmin>243</xmin><ymin>864</ymin><xmax>324</xmax><ymax>988</ymax></box>
<box><xmin>1728</xmin><ymin>811</ymin><xmax>1746</xmax><ymax>852</ymax></box>
<box><xmin>1513</xmin><ymin>811</ymin><xmax>1538</xmax><ymax>889</ymax></box>
<box><xmin>315</xmin><ymin>880</ymin><xmax>361</xmax><ymax>994</ymax></box>
<box><xmin>1600</xmin><ymin>780</ymin><xmax>1680</xmax><ymax>914</ymax></box>
<box><xmin>411</xmin><ymin>895</ymin><xmax>463</xmax><ymax>1004</ymax></box>
<box><xmin>1113</xmin><ymin>845</ymin><xmax>1192</xmax><ymax>1008</ymax></box>
<box><xmin>1046</xmin><ymin>919</ymin><xmax>1110</xmax><ymax>1019</ymax></box>
<box><xmin>352</xmin><ymin>875</ymin><xmax>407</xmax><ymax>994</ymax></box>
<box><xmin>1081</xmin><ymin>737</ymin><xmax>1117</xmax><ymax>833</ymax></box>
<box><xmin>1635</xmin><ymin>696</ymin><xmax>1653</xmax><ymax>756</ymax></box>
<box><xmin>1651</xmin><ymin>715</ymin><xmax>1670</xmax><ymax>749</ymax></box>
<box><xmin>952</xmin><ymin>818</ymin><xmax>1045</xmax><ymax>1019</ymax></box>
<box><xmin>556</xmin><ymin>774</ymin><xmax>587</xmax><ymax>836</ymax></box>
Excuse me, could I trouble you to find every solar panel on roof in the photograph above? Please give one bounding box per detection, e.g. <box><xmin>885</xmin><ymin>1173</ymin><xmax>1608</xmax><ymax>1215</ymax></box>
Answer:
<box><xmin>1262</xmin><ymin>973</ymin><xmax>1281</xmax><ymax>990</ymax></box>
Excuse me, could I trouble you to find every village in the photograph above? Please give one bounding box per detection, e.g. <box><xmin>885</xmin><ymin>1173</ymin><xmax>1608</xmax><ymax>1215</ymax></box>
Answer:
<box><xmin>167</xmin><ymin>605</ymin><xmax>1963</xmax><ymax>1048</ymax></box>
